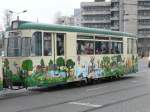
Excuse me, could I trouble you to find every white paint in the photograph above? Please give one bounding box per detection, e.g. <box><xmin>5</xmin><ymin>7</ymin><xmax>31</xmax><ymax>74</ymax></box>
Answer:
<box><xmin>86</xmin><ymin>86</ymin><xmax>108</xmax><ymax>92</ymax></box>
<box><xmin>69</xmin><ymin>102</ymin><xmax>102</xmax><ymax>108</ymax></box>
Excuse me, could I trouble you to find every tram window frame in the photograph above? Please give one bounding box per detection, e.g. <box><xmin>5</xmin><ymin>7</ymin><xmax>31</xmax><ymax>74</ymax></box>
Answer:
<box><xmin>7</xmin><ymin>37</ymin><xmax>21</xmax><ymax>57</ymax></box>
<box><xmin>110</xmin><ymin>41</ymin><xmax>123</xmax><ymax>54</ymax></box>
<box><xmin>4</xmin><ymin>38</ymin><xmax>8</xmax><ymax>56</ymax></box>
<box><xmin>77</xmin><ymin>40</ymin><xmax>94</xmax><ymax>55</ymax></box>
<box><xmin>95</xmin><ymin>41</ymin><xmax>109</xmax><ymax>54</ymax></box>
<box><xmin>43</xmin><ymin>32</ymin><xmax>52</xmax><ymax>56</ymax></box>
<box><xmin>132</xmin><ymin>39</ymin><xmax>137</xmax><ymax>54</ymax></box>
<box><xmin>77</xmin><ymin>35</ymin><xmax>123</xmax><ymax>55</ymax></box>
<box><xmin>21</xmin><ymin>37</ymin><xmax>31</xmax><ymax>57</ymax></box>
<box><xmin>56</xmin><ymin>33</ymin><xmax>65</xmax><ymax>56</ymax></box>
<box><xmin>31</xmin><ymin>32</ymin><xmax>42</xmax><ymax>56</ymax></box>
<box><xmin>127</xmin><ymin>38</ymin><xmax>133</xmax><ymax>54</ymax></box>
<box><xmin>95</xmin><ymin>36</ymin><xmax>110</xmax><ymax>55</ymax></box>
<box><xmin>77</xmin><ymin>35</ymin><xmax>94</xmax><ymax>55</ymax></box>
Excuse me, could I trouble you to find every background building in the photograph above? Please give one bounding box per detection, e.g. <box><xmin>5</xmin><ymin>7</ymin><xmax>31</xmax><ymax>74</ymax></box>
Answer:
<box><xmin>55</xmin><ymin>16</ymin><xmax>74</xmax><ymax>25</ymax></box>
<box><xmin>55</xmin><ymin>9</ymin><xmax>81</xmax><ymax>26</ymax></box>
<box><xmin>81</xmin><ymin>0</ymin><xmax>150</xmax><ymax>56</ymax></box>
<box><xmin>138</xmin><ymin>0</ymin><xmax>150</xmax><ymax>56</ymax></box>
<box><xmin>81</xmin><ymin>0</ymin><xmax>111</xmax><ymax>29</ymax></box>
<box><xmin>81</xmin><ymin>0</ymin><xmax>137</xmax><ymax>33</ymax></box>
<box><xmin>74</xmin><ymin>9</ymin><xmax>81</xmax><ymax>26</ymax></box>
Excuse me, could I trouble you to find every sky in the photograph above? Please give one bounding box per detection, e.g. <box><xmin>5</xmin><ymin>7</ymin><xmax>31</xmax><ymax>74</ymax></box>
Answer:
<box><xmin>0</xmin><ymin>0</ymin><xmax>110</xmax><ymax>30</ymax></box>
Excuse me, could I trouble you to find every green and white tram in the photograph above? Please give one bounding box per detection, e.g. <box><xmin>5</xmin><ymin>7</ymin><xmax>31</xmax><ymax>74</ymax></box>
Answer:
<box><xmin>0</xmin><ymin>20</ymin><xmax>138</xmax><ymax>91</ymax></box>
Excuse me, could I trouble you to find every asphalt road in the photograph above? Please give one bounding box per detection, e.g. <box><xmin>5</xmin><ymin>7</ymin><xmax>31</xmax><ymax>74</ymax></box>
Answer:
<box><xmin>0</xmin><ymin>58</ymin><xmax>150</xmax><ymax>112</ymax></box>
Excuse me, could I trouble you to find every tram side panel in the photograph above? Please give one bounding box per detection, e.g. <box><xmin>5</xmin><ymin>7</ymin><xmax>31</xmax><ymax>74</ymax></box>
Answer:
<box><xmin>124</xmin><ymin>37</ymin><xmax>138</xmax><ymax>74</ymax></box>
<box><xmin>0</xmin><ymin>35</ymin><xmax>138</xmax><ymax>89</ymax></box>
<box><xmin>0</xmin><ymin>57</ymin><xmax>3</xmax><ymax>90</ymax></box>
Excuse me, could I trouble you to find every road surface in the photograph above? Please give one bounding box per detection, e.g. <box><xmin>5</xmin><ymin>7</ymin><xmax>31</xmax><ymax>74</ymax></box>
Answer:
<box><xmin>0</xmin><ymin>58</ymin><xmax>150</xmax><ymax>112</ymax></box>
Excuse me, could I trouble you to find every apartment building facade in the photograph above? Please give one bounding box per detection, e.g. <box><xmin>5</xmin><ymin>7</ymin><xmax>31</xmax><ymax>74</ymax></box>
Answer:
<box><xmin>138</xmin><ymin>0</ymin><xmax>150</xmax><ymax>56</ymax></box>
<box><xmin>81</xmin><ymin>0</ymin><xmax>111</xmax><ymax>29</ymax></box>
<box><xmin>81</xmin><ymin>0</ymin><xmax>150</xmax><ymax>56</ymax></box>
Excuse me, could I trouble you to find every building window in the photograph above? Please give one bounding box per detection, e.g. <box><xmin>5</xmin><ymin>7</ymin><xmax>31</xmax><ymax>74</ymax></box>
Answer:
<box><xmin>44</xmin><ymin>32</ymin><xmax>52</xmax><ymax>56</ymax></box>
<box><xmin>31</xmin><ymin>32</ymin><xmax>42</xmax><ymax>56</ymax></box>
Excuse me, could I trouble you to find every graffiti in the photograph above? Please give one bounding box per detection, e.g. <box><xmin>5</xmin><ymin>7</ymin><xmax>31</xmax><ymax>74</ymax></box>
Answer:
<box><xmin>0</xmin><ymin>79</ymin><xmax>2</xmax><ymax>90</ymax></box>
<box><xmin>0</xmin><ymin>55</ymin><xmax>138</xmax><ymax>89</ymax></box>
<box><xmin>76</xmin><ymin>55</ymin><xmax>138</xmax><ymax>80</ymax></box>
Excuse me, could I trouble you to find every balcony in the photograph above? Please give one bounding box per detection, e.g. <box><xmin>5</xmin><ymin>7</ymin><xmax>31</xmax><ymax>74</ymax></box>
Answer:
<box><xmin>138</xmin><ymin>25</ymin><xmax>150</xmax><ymax>29</ymax></box>
<box><xmin>138</xmin><ymin>34</ymin><xmax>150</xmax><ymax>38</ymax></box>
<box><xmin>111</xmin><ymin>16</ymin><xmax>119</xmax><ymax>21</ymax></box>
<box><xmin>81</xmin><ymin>20</ymin><xmax>111</xmax><ymax>24</ymax></box>
<box><xmin>138</xmin><ymin>6</ymin><xmax>150</xmax><ymax>10</ymax></box>
<box><xmin>81</xmin><ymin>2</ymin><xmax>110</xmax><ymax>7</ymax></box>
<box><xmin>111</xmin><ymin>0</ymin><xmax>119</xmax><ymax>3</ymax></box>
<box><xmin>111</xmin><ymin>26</ymin><xmax>119</xmax><ymax>31</ymax></box>
<box><xmin>110</xmin><ymin>7</ymin><xmax>119</xmax><ymax>12</ymax></box>
<box><xmin>138</xmin><ymin>16</ymin><xmax>150</xmax><ymax>20</ymax></box>
<box><xmin>81</xmin><ymin>11</ymin><xmax>110</xmax><ymax>15</ymax></box>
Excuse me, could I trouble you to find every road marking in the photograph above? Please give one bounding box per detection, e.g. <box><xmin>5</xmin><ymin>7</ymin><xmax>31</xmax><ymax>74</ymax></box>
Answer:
<box><xmin>68</xmin><ymin>102</ymin><xmax>102</xmax><ymax>108</ymax></box>
<box><xmin>86</xmin><ymin>86</ymin><xmax>108</xmax><ymax>92</ymax></box>
<box><xmin>131</xmin><ymin>81</ymin><xmax>137</xmax><ymax>83</ymax></box>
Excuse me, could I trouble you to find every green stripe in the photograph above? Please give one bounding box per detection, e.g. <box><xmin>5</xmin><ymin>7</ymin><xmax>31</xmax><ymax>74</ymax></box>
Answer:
<box><xmin>7</xmin><ymin>21</ymin><xmax>136</xmax><ymax>38</ymax></box>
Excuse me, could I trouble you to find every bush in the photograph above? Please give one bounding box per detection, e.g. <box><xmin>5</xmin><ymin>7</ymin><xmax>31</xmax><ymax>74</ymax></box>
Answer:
<box><xmin>40</xmin><ymin>59</ymin><xmax>45</xmax><ymax>67</ymax></box>
<box><xmin>56</xmin><ymin>57</ymin><xmax>65</xmax><ymax>67</ymax></box>
<box><xmin>22</xmin><ymin>60</ymin><xmax>33</xmax><ymax>71</ymax></box>
<box><xmin>48</xmin><ymin>59</ymin><xmax>53</xmax><ymax>66</ymax></box>
<box><xmin>66</xmin><ymin>59</ymin><xmax>75</xmax><ymax>69</ymax></box>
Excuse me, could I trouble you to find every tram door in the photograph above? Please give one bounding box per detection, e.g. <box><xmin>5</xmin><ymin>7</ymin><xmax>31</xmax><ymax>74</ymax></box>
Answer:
<box><xmin>54</xmin><ymin>33</ymin><xmax>66</xmax><ymax>64</ymax></box>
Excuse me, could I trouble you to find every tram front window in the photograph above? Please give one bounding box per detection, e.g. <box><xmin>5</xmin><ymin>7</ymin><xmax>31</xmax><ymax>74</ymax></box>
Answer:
<box><xmin>7</xmin><ymin>37</ymin><xmax>21</xmax><ymax>57</ymax></box>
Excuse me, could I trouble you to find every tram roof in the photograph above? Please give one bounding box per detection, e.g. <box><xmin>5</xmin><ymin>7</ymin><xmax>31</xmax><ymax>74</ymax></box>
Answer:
<box><xmin>8</xmin><ymin>21</ymin><xmax>136</xmax><ymax>38</ymax></box>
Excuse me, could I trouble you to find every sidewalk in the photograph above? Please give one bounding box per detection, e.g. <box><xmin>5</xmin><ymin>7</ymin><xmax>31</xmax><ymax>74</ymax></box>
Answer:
<box><xmin>0</xmin><ymin>89</ymin><xmax>28</xmax><ymax>99</ymax></box>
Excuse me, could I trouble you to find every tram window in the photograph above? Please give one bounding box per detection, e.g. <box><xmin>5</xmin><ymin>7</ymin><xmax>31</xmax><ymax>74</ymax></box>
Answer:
<box><xmin>133</xmin><ymin>40</ymin><xmax>137</xmax><ymax>54</ymax></box>
<box><xmin>22</xmin><ymin>37</ymin><xmax>31</xmax><ymax>56</ymax></box>
<box><xmin>4</xmin><ymin>38</ymin><xmax>8</xmax><ymax>56</ymax></box>
<box><xmin>57</xmin><ymin>33</ymin><xmax>64</xmax><ymax>56</ymax></box>
<box><xmin>7</xmin><ymin>37</ymin><xmax>21</xmax><ymax>56</ymax></box>
<box><xmin>31</xmin><ymin>32</ymin><xmax>42</xmax><ymax>56</ymax></box>
<box><xmin>77</xmin><ymin>40</ymin><xmax>94</xmax><ymax>55</ymax></box>
<box><xmin>95</xmin><ymin>41</ymin><xmax>109</xmax><ymax>54</ymax></box>
<box><xmin>44</xmin><ymin>32</ymin><xmax>52</xmax><ymax>56</ymax></box>
<box><xmin>127</xmin><ymin>38</ymin><xmax>132</xmax><ymax>54</ymax></box>
<box><xmin>110</xmin><ymin>42</ymin><xmax>123</xmax><ymax>54</ymax></box>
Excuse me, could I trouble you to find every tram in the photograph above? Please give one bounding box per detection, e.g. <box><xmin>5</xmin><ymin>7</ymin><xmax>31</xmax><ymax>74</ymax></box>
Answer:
<box><xmin>0</xmin><ymin>20</ymin><xmax>138</xmax><ymax>91</ymax></box>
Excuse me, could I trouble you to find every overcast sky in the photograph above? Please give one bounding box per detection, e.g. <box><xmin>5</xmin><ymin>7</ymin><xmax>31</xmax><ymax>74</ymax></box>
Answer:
<box><xmin>0</xmin><ymin>0</ymin><xmax>110</xmax><ymax>30</ymax></box>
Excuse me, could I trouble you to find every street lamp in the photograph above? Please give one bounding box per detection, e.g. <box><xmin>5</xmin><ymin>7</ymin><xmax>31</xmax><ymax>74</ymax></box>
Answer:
<box><xmin>9</xmin><ymin>10</ymin><xmax>27</xmax><ymax>21</ymax></box>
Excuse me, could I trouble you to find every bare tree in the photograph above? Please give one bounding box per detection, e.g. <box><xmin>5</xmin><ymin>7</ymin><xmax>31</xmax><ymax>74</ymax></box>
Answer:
<box><xmin>3</xmin><ymin>9</ymin><xmax>12</xmax><ymax>28</ymax></box>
